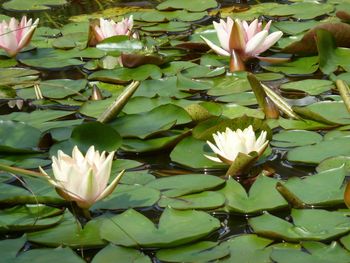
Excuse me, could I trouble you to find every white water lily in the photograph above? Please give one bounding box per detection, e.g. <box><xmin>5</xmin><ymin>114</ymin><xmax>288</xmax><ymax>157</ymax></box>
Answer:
<box><xmin>40</xmin><ymin>145</ymin><xmax>124</xmax><ymax>209</ymax></box>
<box><xmin>205</xmin><ymin>125</ymin><xmax>268</xmax><ymax>164</ymax></box>
<box><xmin>201</xmin><ymin>18</ymin><xmax>283</xmax><ymax>71</ymax></box>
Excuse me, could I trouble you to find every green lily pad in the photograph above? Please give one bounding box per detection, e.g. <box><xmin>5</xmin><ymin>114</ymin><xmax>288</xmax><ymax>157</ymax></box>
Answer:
<box><xmin>280</xmin><ymin>79</ymin><xmax>334</xmax><ymax>96</ymax></box>
<box><xmin>28</xmin><ymin>211</ymin><xmax>105</xmax><ymax>248</ymax></box>
<box><xmin>158</xmin><ymin>191</ymin><xmax>225</xmax><ymax>210</ymax></box>
<box><xmin>267</xmin><ymin>2</ymin><xmax>334</xmax><ymax>19</ymax></box>
<box><xmin>317</xmin><ymin>29</ymin><xmax>350</xmax><ymax>74</ymax></box>
<box><xmin>281</xmin><ymin>166</ymin><xmax>346</xmax><ymax>206</ymax></box>
<box><xmin>0</xmin><ymin>110</ymin><xmax>75</xmax><ymax>131</ymax></box>
<box><xmin>0</xmin><ymin>176</ymin><xmax>64</xmax><ymax>205</ymax></box>
<box><xmin>156</xmin><ymin>0</ymin><xmax>217</xmax><ymax>12</ymax></box>
<box><xmin>146</xmin><ymin>173</ymin><xmax>224</xmax><ymax>197</ymax></box>
<box><xmin>92</xmin><ymin>244</ymin><xmax>151</xmax><ymax>263</ymax></box>
<box><xmin>261</xmin><ymin>56</ymin><xmax>319</xmax><ymax>75</ymax></box>
<box><xmin>249</xmin><ymin>209</ymin><xmax>350</xmax><ymax>242</ymax></box>
<box><xmin>0</xmin><ymin>205</ymin><xmax>63</xmax><ymax>233</ymax></box>
<box><xmin>271</xmin><ymin>130</ymin><xmax>323</xmax><ymax>148</ymax></box>
<box><xmin>0</xmin><ymin>67</ymin><xmax>39</xmax><ymax>86</ymax></box>
<box><xmin>92</xmin><ymin>184</ymin><xmax>160</xmax><ymax>210</ymax></box>
<box><xmin>170</xmin><ymin>136</ymin><xmax>227</xmax><ymax>169</ymax></box>
<box><xmin>296</xmin><ymin>101</ymin><xmax>350</xmax><ymax>125</ymax></box>
<box><xmin>71</xmin><ymin>122</ymin><xmax>122</xmax><ymax>152</ymax></box>
<box><xmin>219</xmin><ymin>176</ymin><xmax>287</xmax><ymax>214</ymax></box>
<box><xmin>141</xmin><ymin>21</ymin><xmax>190</xmax><ymax>33</ymax></box>
<box><xmin>271</xmin><ymin>241</ymin><xmax>350</xmax><ymax>263</ymax></box>
<box><xmin>17</xmin><ymin>247</ymin><xmax>84</xmax><ymax>263</ymax></box>
<box><xmin>109</xmin><ymin>104</ymin><xmax>191</xmax><ymax>139</ymax></box>
<box><xmin>2</xmin><ymin>0</ymin><xmax>67</xmax><ymax>11</ymax></box>
<box><xmin>0</xmin><ymin>235</ymin><xmax>26</xmax><ymax>262</ymax></box>
<box><xmin>317</xmin><ymin>156</ymin><xmax>350</xmax><ymax>173</ymax></box>
<box><xmin>121</xmin><ymin>130</ymin><xmax>188</xmax><ymax>153</ymax></box>
<box><xmin>273</xmin><ymin>21</ymin><xmax>319</xmax><ymax>35</ymax></box>
<box><xmin>88</xmin><ymin>65</ymin><xmax>162</xmax><ymax>83</ymax></box>
<box><xmin>207</xmin><ymin>75</ymin><xmax>251</xmax><ymax>96</ymax></box>
<box><xmin>100</xmin><ymin>208</ymin><xmax>220</xmax><ymax>248</ymax></box>
<box><xmin>287</xmin><ymin>137</ymin><xmax>350</xmax><ymax>164</ymax></box>
<box><xmin>133</xmin><ymin>77</ymin><xmax>188</xmax><ymax>98</ymax></box>
<box><xmin>157</xmin><ymin>241</ymin><xmax>229</xmax><ymax>262</ymax></box>
<box><xmin>18</xmin><ymin>79</ymin><xmax>87</xmax><ymax>99</ymax></box>
<box><xmin>0</xmin><ymin>121</ymin><xmax>41</xmax><ymax>153</ymax></box>
<box><xmin>219</xmin><ymin>234</ymin><xmax>275</xmax><ymax>263</ymax></box>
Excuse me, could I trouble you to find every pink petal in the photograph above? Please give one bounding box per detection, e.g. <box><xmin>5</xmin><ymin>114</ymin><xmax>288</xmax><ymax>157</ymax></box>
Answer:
<box><xmin>246</xmin><ymin>19</ymin><xmax>259</xmax><ymax>41</ymax></box>
<box><xmin>245</xmin><ymin>30</ymin><xmax>268</xmax><ymax>57</ymax></box>
<box><xmin>253</xmin><ymin>31</ymin><xmax>283</xmax><ymax>55</ymax></box>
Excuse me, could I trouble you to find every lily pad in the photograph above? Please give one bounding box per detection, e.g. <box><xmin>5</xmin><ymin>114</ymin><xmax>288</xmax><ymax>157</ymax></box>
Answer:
<box><xmin>0</xmin><ymin>205</ymin><xmax>63</xmax><ymax>233</ymax></box>
<box><xmin>271</xmin><ymin>241</ymin><xmax>350</xmax><ymax>263</ymax></box>
<box><xmin>261</xmin><ymin>56</ymin><xmax>319</xmax><ymax>75</ymax></box>
<box><xmin>156</xmin><ymin>0</ymin><xmax>217</xmax><ymax>12</ymax></box>
<box><xmin>146</xmin><ymin>173</ymin><xmax>224</xmax><ymax>197</ymax></box>
<box><xmin>280</xmin><ymin>79</ymin><xmax>334</xmax><ymax>96</ymax></box>
<box><xmin>28</xmin><ymin>211</ymin><xmax>105</xmax><ymax>248</ymax></box>
<box><xmin>0</xmin><ymin>121</ymin><xmax>41</xmax><ymax>153</ymax></box>
<box><xmin>281</xmin><ymin>166</ymin><xmax>346</xmax><ymax>206</ymax></box>
<box><xmin>92</xmin><ymin>244</ymin><xmax>151</xmax><ymax>263</ymax></box>
<box><xmin>157</xmin><ymin>241</ymin><xmax>229</xmax><ymax>262</ymax></box>
<box><xmin>158</xmin><ymin>191</ymin><xmax>225</xmax><ymax>210</ymax></box>
<box><xmin>109</xmin><ymin>104</ymin><xmax>191</xmax><ymax>139</ymax></box>
<box><xmin>100</xmin><ymin>208</ymin><xmax>220</xmax><ymax>248</ymax></box>
<box><xmin>287</xmin><ymin>137</ymin><xmax>350</xmax><ymax>164</ymax></box>
<box><xmin>271</xmin><ymin>130</ymin><xmax>323</xmax><ymax>148</ymax></box>
<box><xmin>219</xmin><ymin>176</ymin><xmax>287</xmax><ymax>214</ymax></box>
<box><xmin>2</xmin><ymin>0</ymin><xmax>67</xmax><ymax>11</ymax></box>
<box><xmin>92</xmin><ymin>184</ymin><xmax>160</xmax><ymax>210</ymax></box>
<box><xmin>250</xmin><ymin>209</ymin><xmax>350</xmax><ymax>242</ymax></box>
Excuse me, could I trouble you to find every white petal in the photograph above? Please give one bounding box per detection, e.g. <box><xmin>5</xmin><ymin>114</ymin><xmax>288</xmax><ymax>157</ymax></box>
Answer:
<box><xmin>244</xmin><ymin>30</ymin><xmax>268</xmax><ymax>57</ymax></box>
<box><xmin>200</xmin><ymin>36</ymin><xmax>230</xmax><ymax>56</ymax></box>
<box><xmin>204</xmin><ymin>154</ymin><xmax>223</xmax><ymax>163</ymax></box>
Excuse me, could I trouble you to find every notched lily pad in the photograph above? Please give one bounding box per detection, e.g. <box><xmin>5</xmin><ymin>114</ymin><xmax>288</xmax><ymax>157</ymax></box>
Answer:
<box><xmin>100</xmin><ymin>208</ymin><xmax>220</xmax><ymax>248</ymax></box>
<box><xmin>250</xmin><ymin>209</ymin><xmax>350</xmax><ymax>242</ymax></box>
<box><xmin>219</xmin><ymin>176</ymin><xmax>287</xmax><ymax>214</ymax></box>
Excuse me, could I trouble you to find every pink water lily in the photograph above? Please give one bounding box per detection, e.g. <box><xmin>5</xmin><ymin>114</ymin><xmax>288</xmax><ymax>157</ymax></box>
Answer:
<box><xmin>0</xmin><ymin>16</ymin><xmax>39</xmax><ymax>57</ymax></box>
<box><xmin>93</xmin><ymin>16</ymin><xmax>134</xmax><ymax>42</ymax></box>
<box><xmin>201</xmin><ymin>18</ymin><xmax>283</xmax><ymax>72</ymax></box>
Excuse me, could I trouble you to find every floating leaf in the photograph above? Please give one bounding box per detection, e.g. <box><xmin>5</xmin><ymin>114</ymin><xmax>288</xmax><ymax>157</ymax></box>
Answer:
<box><xmin>92</xmin><ymin>244</ymin><xmax>151</xmax><ymax>263</ymax></box>
<box><xmin>2</xmin><ymin>0</ymin><xmax>67</xmax><ymax>11</ymax></box>
<box><xmin>271</xmin><ymin>241</ymin><xmax>350</xmax><ymax>263</ymax></box>
<box><xmin>156</xmin><ymin>0</ymin><xmax>217</xmax><ymax>12</ymax></box>
<box><xmin>219</xmin><ymin>176</ymin><xmax>287</xmax><ymax>214</ymax></box>
<box><xmin>100</xmin><ymin>208</ymin><xmax>220</xmax><ymax>248</ymax></box>
<box><xmin>157</xmin><ymin>241</ymin><xmax>229</xmax><ymax>262</ymax></box>
<box><xmin>271</xmin><ymin>130</ymin><xmax>323</xmax><ymax>148</ymax></box>
<box><xmin>250</xmin><ymin>209</ymin><xmax>350</xmax><ymax>241</ymax></box>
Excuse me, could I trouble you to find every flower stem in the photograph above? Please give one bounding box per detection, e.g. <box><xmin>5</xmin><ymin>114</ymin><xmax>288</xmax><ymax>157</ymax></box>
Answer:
<box><xmin>81</xmin><ymin>208</ymin><xmax>92</xmax><ymax>220</ymax></box>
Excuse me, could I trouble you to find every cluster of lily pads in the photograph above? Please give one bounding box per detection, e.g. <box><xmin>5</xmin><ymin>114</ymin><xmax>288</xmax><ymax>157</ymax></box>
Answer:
<box><xmin>2</xmin><ymin>0</ymin><xmax>350</xmax><ymax>262</ymax></box>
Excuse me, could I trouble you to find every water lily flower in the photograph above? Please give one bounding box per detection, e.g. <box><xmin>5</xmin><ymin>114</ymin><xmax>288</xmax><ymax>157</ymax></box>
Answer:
<box><xmin>201</xmin><ymin>18</ymin><xmax>283</xmax><ymax>72</ymax></box>
<box><xmin>92</xmin><ymin>16</ymin><xmax>134</xmax><ymax>43</ymax></box>
<box><xmin>205</xmin><ymin>125</ymin><xmax>268</xmax><ymax>164</ymax></box>
<box><xmin>0</xmin><ymin>16</ymin><xmax>39</xmax><ymax>57</ymax></box>
<box><xmin>40</xmin><ymin>146</ymin><xmax>124</xmax><ymax>209</ymax></box>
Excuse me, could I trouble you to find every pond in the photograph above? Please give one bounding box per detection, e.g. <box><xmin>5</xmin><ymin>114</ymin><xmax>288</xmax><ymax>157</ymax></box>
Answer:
<box><xmin>1</xmin><ymin>0</ymin><xmax>350</xmax><ymax>262</ymax></box>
